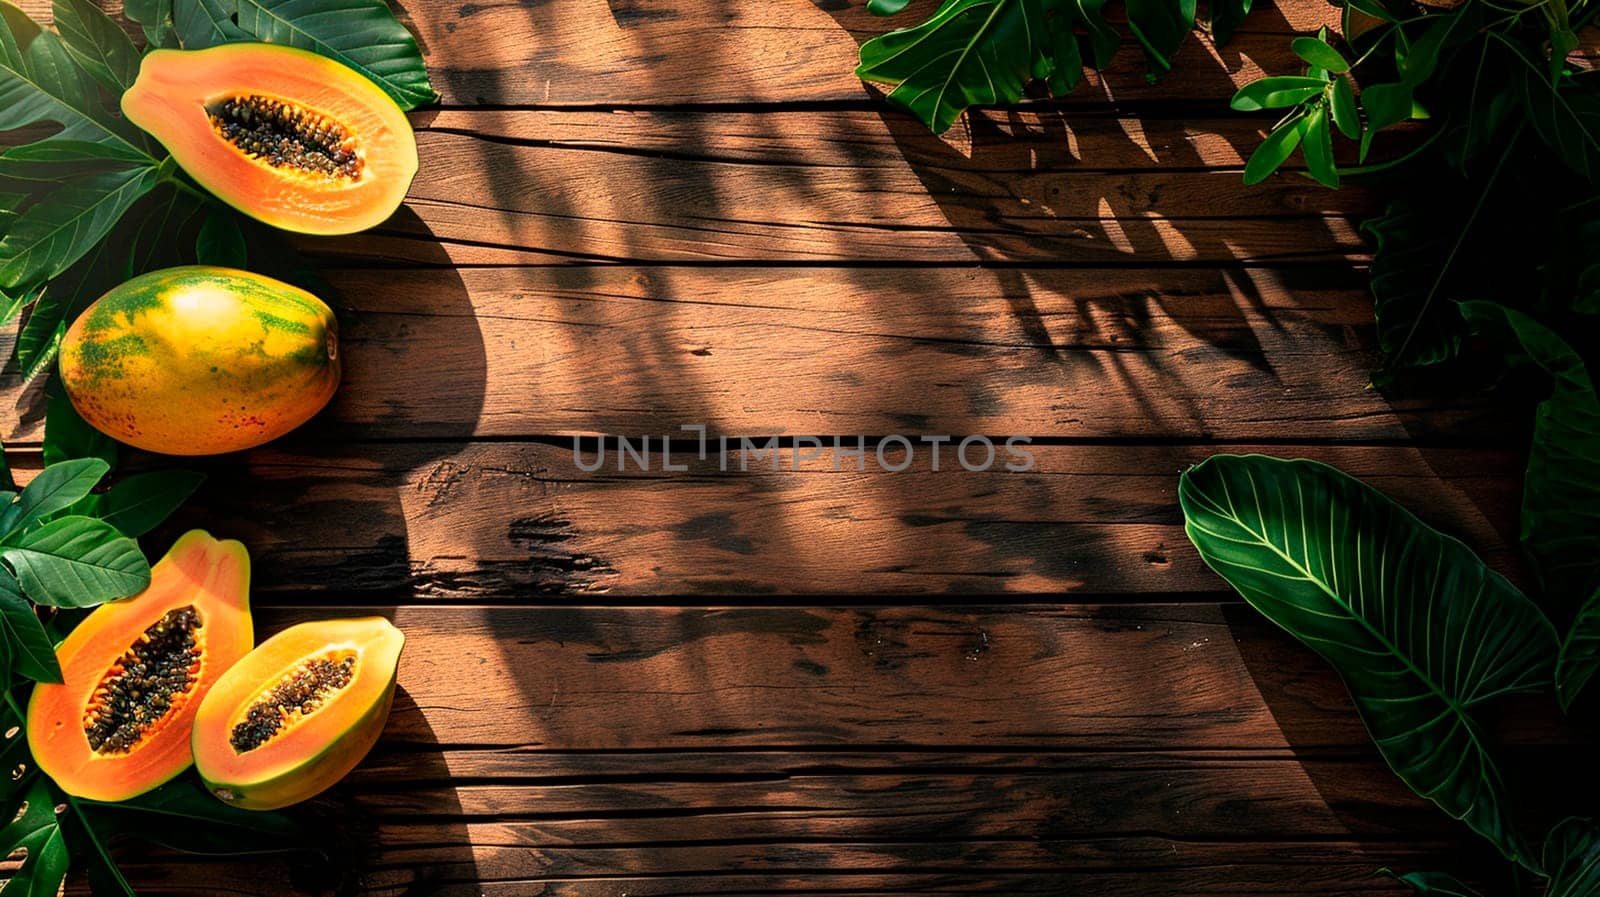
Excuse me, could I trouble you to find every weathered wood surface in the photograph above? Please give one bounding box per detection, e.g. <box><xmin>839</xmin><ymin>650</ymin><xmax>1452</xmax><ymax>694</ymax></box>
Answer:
<box><xmin>7</xmin><ymin>0</ymin><xmax>1562</xmax><ymax>893</ymax></box>
<box><xmin>3</xmin><ymin>264</ymin><xmax>1508</xmax><ymax>442</ymax></box>
<box><xmin>93</xmin><ymin>604</ymin><xmax>1587</xmax><ymax>895</ymax></box>
<box><xmin>156</xmin><ymin>443</ymin><xmax>1518</xmax><ymax>598</ymax></box>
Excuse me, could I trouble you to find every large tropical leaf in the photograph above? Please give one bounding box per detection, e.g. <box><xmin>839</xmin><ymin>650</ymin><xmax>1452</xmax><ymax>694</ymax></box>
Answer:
<box><xmin>856</xmin><ymin>0</ymin><xmax>1048</xmax><ymax>134</ymax></box>
<box><xmin>1558</xmin><ymin>588</ymin><xmax>1600</xmax><ymax>712</ymax></box>
<box><xmin>1180</xmin><ymin>454</ymin><xmax>1558</xmax><ymax>868</ymax></box>
<box><xmin>0</xmin><ymin>456</ymin><xmax>109</xmax><ymax>537</ymax></box>
<box><xmin>0</xmin><ymin>3</ymin><xmax>147</xmax><ymax>154</ymax></box>
<box><xmin>82</xmin><ymin>776</ymin><xmax>313</xmax><ymax>854</ymax></box>
<box><xmin>1518</xmin><ymin>57</ymin><xmax>1600</xmax><ymax>185</ymax></box>
<box><xmin>1546</xmin><ymin>818</ymin><xmax>1600</xmax><ymax>897</ymax></box>
<box><xmin>0</xmin><ymin>778</ymin><xmax>71</xmax><ymax>897</ymax></box>
<box><xmin>1460</xmin><ymin>302</ymin><xmax>1600</xmax><ymax>609</ymax></box>
<box><xmin>125</xmin><ymin>0</ymin><xmax>177</xmax><ymax>46</ymax></box>
<box><xmin>172</xmin><ymin>0</ymin><xmax>437</xmax><ymax>109</ymax></box>
<box><xmin>1382</xmin><ymin>869</ymin><xmax>1484</xmax><ymax>896</ymax></box>
<box><xmin>0</xmin><ymin>164</ymin><xmax>159</xmax><ymax>291</ymax></box>
<box><xmin>0</xmin><ymin>567</ymin><xmax>62</xmax><ymax>683</ymax></box>
<box><xmin>52</xmin><ymin>0</ymin><xmax>140</xmax><ymax>93</ymax></box>
<box><xmin>1363</xmin><ymin>195</ymin><xmax>1469</xmax><ymax>368</ymax></box>
<box><xmin>69</xmin><ymin>469</ymin><xmax>204</xmax><ymax>538</ymax></box>
<box><xmin>1</xmin><ymin>515</ymin><xmax>149</xmax><ymax>606</ymax></box>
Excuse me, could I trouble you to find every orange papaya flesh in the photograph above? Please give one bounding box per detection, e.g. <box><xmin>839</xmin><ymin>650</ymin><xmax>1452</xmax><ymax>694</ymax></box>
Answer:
<box><xmin>27</xmin><ymin>531</ymin><xmax>254</xmax><ymax>802</ymax></box>
<box><xmin>121</xmin><ymin>43</ymin><xmax>417</xmax><ymax>235</ymax></box>
<box><xmin>193</xmin><ymin>617</ymin><xmax>403</xmax><ymax>810</ymax></box>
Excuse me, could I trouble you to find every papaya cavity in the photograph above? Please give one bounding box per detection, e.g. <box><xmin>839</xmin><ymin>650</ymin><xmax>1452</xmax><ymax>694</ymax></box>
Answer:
<box><xmin>194</xmin><ymin>617</ymin><xmax>404</xmax><ymax>810</ymax></box>
<box><xmin>230</xmin><ymin>652</ymin><xmax>357</xmax><ymax>753</ymax></box>
<box><xmin>121</xmin><ymin>43</ymin><xmax>418</xmax><ymax>235</ymax></box>
<box><xmin>84</xmin><ymin>606</ymin><xmax>205</xmax><ymax>754</ymax></box>
<box><xmin>208</xmin><ymin>96</ymin><xmax>364</xmax><ymax>181</ymax></box>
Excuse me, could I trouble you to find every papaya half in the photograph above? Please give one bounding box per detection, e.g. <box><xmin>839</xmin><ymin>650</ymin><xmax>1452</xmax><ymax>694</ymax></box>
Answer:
<box><xmin>60</xmin><ymin>265</ymin><xmax>341</xmax><ymax>456</ymax></box>
<box><xmin>193</xmin><ymin>617</ymin><xmax>404</xmax><ymax>810</ymax></box>
<box><xmin>122</xmin><ymin>43</ymin><xmax>417</xmax><ymax>235</ymax></box>
<box><xmin>28</xmin><ymin>531</ymin><xmax>253</xmax><ymax>802</ymax></box>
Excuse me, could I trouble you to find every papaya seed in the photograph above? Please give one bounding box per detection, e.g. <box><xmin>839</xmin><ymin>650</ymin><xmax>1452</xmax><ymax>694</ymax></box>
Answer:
<box><xmin>84</xmin><ymin>607</ymin><xmax>203</xmax><ymax>754</ymax></box>
<box><xmin>207</xmin><ymin>95</ymin><xmax>364</xmax><ymax>181</ymax></box>
<box><xmin>229</xmin><ymin>655</ymin><xmax>357</xmax><ymax>753</ymax></box>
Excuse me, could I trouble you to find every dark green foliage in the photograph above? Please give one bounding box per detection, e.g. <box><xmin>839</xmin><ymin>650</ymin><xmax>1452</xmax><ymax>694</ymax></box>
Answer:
<box><xmin>1181</xmin><ymin>454</ymin><xmax>1557</xmax><ymax>868</ymax></box>
<box><xmin>857</xmin><ymin>0</ymin><xmax>1257</xmax><ymax>133</ymax></box>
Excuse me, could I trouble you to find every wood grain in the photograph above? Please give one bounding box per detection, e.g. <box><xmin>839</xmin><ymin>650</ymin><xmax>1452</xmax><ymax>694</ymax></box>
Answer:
<box><xmin>3</xmin><ymin>264</ymin><xmax>1511</xmax><ymax>443</ymax></box>
<box><xmin>80</xmin><ymin>602</ymin><xmax>1582</xmax><ymax>895</ymax></box>
<box><xmin>107</xmin><ymin>442</ymin><xmax>1520</xmax><ymax>598</ymax></box>
<box><xmin>318</xmin><ymin>109</ymin><xmax>1376</xmax><ymax>267</ymax></box>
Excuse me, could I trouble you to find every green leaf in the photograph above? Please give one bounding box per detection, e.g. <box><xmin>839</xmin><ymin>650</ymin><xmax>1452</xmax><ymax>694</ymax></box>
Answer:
<box><xmin>1558</xmin><ymin>588</ymin><xmax>1600</xmax><ymax>712</ymax></box>
<box><xmin>1125</xmin><ymin>0</ymin><xmax>1194</xmax><ymax>72</ymax></box>
<box><xmin>1546</xmin><ymin>818</ymin><xmax>1600</xmax><ymax>897</ymax></box>
<box><xmin>0</xmin><ymin>568</ymin><xmax>63</xmax><ymax>683</ymax></box>
<box><xmin>1361</xmin><ymin>81</ymin><xmax>1415</xmax><ymax>159</ymax></box>
<box><xmin>1180</xmin><ymin>453</ymin><xmax>1557</xmax><ymax>868</ymax></box>
<box><xmin>1329</xmin><ymin>76</ymin><xmax>1359</xmax><ymax>140</ymax></box>
<box><xmin>172</xmin><ymin>0</ymin><xmax>242</xmax><ymax>49</ymax></box>
<box><xmin>1381</xmin><ymin>869</ymin><xmax>1484</xmax><ymax>896</ymax></box>
<box><xmin>0</xmin><ymin>4</ymin><xmax>148</xmax><ymax>154</ymax></box>
<box><xmin>1292</xmin><ymin>36</ymin><xmax>1348</xmax><ymax>72</ymax></box>
<box><xmin>1231</xmin><ymin>75</ymin><xmax>1327</xmax><ymax>111</ymax></box>
<box><xmin>1520</xmin><ymin>66</ymin><xmax>1600</xmax><ymax>184</ymax></box>
<box><xmin>92</xmin><ymin>469</ymin><xmax>205</xmax><ymax>538</ymax></box>
<box><xmin>1</xmin><ymin>456</ymin><xmax>109</xmax><ymax>537</ymax></box>
<box><xmin>174</xmin><ymin>0</ymin><xmax>438</xmax><ymax>110</ymax></box>
<box><xmin>82</xmin><ymin>776</ymin><xmax>313</xmax><ymax>854</ymax></box>
<box><xmin>1302</xmin><ymin>103</ymin><xmax>1339</xmax><ymax>188</ymax></box>
<box><xmin>2</xmin><ymin>515</ymin><xmax>149</xmax><ymax>607</ymax></box>
<box><xmin>1363</xmin><ymin>195</ymin><xmax>1468</xmax><ymax>367</ymax></box>
<box><xmin>1243</xmin><ymin>110</ymin><xmax>1307</xmax><ymax>185</ymax></box>
<box><xmin>197</xmin><ymin>209</ymin><xmax>248</xmax><ymax>268</ymax></box>
<box><xmin>125</xmin><ymin>0</ymin><xmax>178</xmax><ymax>47</ymax></box>
<box><xmin>1460</xmin><ymin>302</ymin><xmax>1600</xmax><ymax>606</ymax></box>
<box><xmin>856</xmin><ymin>0</ymin><xmax>1047</xmax><ymax>134</ymax></box>
<box><xmin>52</xmin><ymin>0</ymin><xmax>141</xmax><ymax>93</ymax></box>
<box><xmin>0</xmin><ymin>778</ymin><xmax>71</xmax><ymax>897</ymax></box>
<box><xmin>0</xmin><ymin>164</ymin><xmax>159</xmax><ymax>292</ymax></box>
<box><xmin>1207</xmin><ymin>0</ymin><xmax>1251</xmax><ymax>46</ymax></box>
<box><xmin>868</xmin><ymin>0</ymin><xmax>914</xmax><ymax>13</ymax></box>
<box><xmin>43</xmin><ymin>389</ymin><xmax>118</xmax><ymax>470</ymax></box>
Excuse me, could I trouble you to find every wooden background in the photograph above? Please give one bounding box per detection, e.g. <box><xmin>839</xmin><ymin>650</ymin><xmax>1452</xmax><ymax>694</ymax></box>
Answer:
<box><xmin>6</xmin><ymin>0</ymin><xmax>1589</xmax><ymax>892</ymax></box>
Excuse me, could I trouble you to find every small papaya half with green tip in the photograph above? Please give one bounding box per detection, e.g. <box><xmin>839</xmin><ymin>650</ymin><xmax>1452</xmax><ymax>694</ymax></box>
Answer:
<box><xmin>193</xmin><ymin>617</ymin><xmax>404</xmax><ymax>810</ymax></box>
<box><xmin>122</xmin><ymin>42</ymin><xmax>417</xmax><ymax>235</ymax></box>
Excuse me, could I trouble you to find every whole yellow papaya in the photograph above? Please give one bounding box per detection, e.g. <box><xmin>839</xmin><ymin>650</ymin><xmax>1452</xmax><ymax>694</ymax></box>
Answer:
<box><xmin>60</xmin><ymin>266</ymin><xmax>341</xmax><ymax>455</ymax></box>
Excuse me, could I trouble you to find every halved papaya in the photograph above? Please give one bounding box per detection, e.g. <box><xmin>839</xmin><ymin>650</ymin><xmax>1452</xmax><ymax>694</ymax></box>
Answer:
<box><xmin>121</xmin><ymin>43</ymin><xmax>418</xmax><ymax>235</ymax></box>
<box><xmin>27</xmin><ymin>531</ymin><xmax>253</xmax><ymax>802</ymax></box>
<box><xmin>193</xmin><ymin>617</ymin><xmax>403</xmax><ymax>810</ymax></box>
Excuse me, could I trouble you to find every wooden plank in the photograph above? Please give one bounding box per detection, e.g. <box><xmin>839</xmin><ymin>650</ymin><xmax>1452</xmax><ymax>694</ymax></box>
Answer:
<box><xmin>14</xmin><ymin>0</ymin><xmax>1348</xmax><ymax>107</ymax></box>
<box><xmin>316</xmin><ymin>109</ymin><xmax>1376</xmax><ymax>267</ymax></box>
<box><xmin>2</xmin><ymin>265</ymin><xmax>1508</xmax><ymax>444</ymax></box>
<box><xmin>245</xmin><ymin>604</ymin><xmax>1567</xmax><ymax>751</ymax></box>
<box><xmin>110</xmin><ymin>443</ymin><xmax>1520</xmax><ymax>598</ymax></box>
<box><xmin>70</xmin><ymin>602</ymin><xmax>1583</xmax><ymax>894</ymax></box>
<box><xmin>348</xmin><ymin>749</ymin><xmax>1450</xmax><ymax>840</ymax></box>
<box><xmin>101</xmin><ymin>849</ymin><xmax>1464</xmax><ymax>897</ymax></box>
<box><xmin>14</xmin><ymin>0</ymin><xmax>1598</xmax><ymax>111</ymax></box>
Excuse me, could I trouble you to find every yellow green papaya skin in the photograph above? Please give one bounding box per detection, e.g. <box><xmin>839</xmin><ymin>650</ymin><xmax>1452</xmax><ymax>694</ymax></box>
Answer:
<box><xmin>60</xmin><ymin>265</ymin><xmax>340</xmax><ymax>456</ymax></box>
